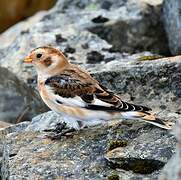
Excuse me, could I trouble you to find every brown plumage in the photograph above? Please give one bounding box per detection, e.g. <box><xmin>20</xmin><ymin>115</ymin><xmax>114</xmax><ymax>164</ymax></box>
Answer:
<box><xmin>24</xmin><ymin>46</ymin><xmax>173</xmax><ymax>130</ymax></box>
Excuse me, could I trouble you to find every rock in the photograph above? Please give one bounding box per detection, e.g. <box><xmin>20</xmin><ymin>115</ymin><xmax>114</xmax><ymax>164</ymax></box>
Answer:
<box><xmin>163</xmin><ymin>0</ymin><xmax>181</xmax><ymax>55</ymax></box>
<box><xmin>87</xmin><ymin>51</ymin><xmax>105</xmax><ymax>63</ymax></box>
<box><xmin>0</xmin><ymin>121</ymin><xmax>30</xmax><ymax>179</ymax></box>
<box><xmin>106</xmin><ymin>128</ymin><xmax>175</xmax><ymax>174</ymax></box>
<box><xmin>0</xmin><ymin>121</ymin><xmax>13</xmax><ymax>172</ymax></box>
<box><xmin>0</xmin><ymin>0</ymin><xmax>180</xmax><ymax>178</ymax></box>
<box><xmin>0</xmin><ymin>0</ymin><xmax>170</xmax><ymax>128</ymax></box>
<box><xmin>0</xmin><ymin>0</ymin><xmax>170</xmax><ymax>87</ymax></box>
<box><xmin>0</xmin><ymin>3</ymin><xmax>112</xmax><ymax>85</ymax></box>
<box><xmin>0</xmin><ymin>11</ymin><xmax>47</xmax><ymax>49</ymax></box>
<box><xmin>159</xmin><ymin>117</ymin><xmax>181</xmax><ymax>180</ymax></box>
<box><xmin>60</xmin><ymin>0</ymin><xmax>169</xmax><ymax>55</ymax></box>
<box><xmin>90</xmin><ymin>56</ymin><xmax>181</xmax><ymax>113</ymax></box>
<box><xmin>1</xmin><ymin>110</ymin><xmax>178</xmax><ymax>180</ymax></box>
<box><xmin>0</xmin><ymin>66</ymin><xmax>47</xmax><ymax>123</ymax></box>
<box><xmin>25</xmin><ymin>111</ymin><xmax>65</xmax><ymax>132</ymax></box>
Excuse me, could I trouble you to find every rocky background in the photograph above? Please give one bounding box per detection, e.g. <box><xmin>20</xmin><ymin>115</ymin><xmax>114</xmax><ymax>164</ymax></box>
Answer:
<box><xmin>0</xmin><ymin>0</ymin><xmax>180</xmax><ymax>179</ymax></box>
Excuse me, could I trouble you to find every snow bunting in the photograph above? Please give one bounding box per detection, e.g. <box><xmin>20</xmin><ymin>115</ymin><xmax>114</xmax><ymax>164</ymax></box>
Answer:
<box><xmin>24</xmin><ymin>46</ymin><xmax>173</xmax><ymax>133</ymax></box>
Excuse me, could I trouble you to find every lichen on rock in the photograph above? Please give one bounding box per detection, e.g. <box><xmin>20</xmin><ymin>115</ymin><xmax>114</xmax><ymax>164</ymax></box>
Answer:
<box><xmin>0</xmin><ymin>0</ymin><xmax>180</xmax><ymax>179</ymax></box>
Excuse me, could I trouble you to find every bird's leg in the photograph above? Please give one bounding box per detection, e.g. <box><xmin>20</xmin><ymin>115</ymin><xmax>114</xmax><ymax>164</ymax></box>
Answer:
<box><xmin>47</xmin><ymin>128</ymin><xmax>76</xmax><ymax>140</ymax></box>
<box><xmin>43</xmin><ymin>122</ymin><xmax>67</xmax><ymax>133</ymax></box>
<box><xmin>45</xmin><ymin>121</ymin><xmax>78</xmax><ymax>140</ymax></box>
<box><xmin>45</xmin><ymin>118</ymin><xmax>83</xmax><ymax>140</ymax></box>
<box><xmin>53</xmin><ymin>122</ymin><xmax>67</xmax><ymax>133</ymax></box>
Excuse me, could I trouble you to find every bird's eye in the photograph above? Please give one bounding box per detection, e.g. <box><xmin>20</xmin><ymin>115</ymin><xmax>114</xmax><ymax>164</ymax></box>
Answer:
<box><xmin>36</xmin><ymin>53</ymin><xmax>42</xmax><ymax>58</ymax></box>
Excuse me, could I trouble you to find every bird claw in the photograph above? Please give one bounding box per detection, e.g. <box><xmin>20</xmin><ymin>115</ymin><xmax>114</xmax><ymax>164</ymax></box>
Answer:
<box><xmin>46</xmin><ymin>127</ymin><xmax>76</xmax><ymax>140</ymax></box>
<box><xmin>54</xmin><ymin>122</ymin><xmax>68</xmax><ymax>133</ymax></box>
<box><xmin>44</xmin><ymin>122</ymin><xmax>68</xmax><ymax>133</ymax></box>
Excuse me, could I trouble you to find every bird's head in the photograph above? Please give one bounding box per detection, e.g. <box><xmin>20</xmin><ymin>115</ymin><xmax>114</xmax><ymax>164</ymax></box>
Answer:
<box><xmin>24</xmin><ymin>46</ymin><xmax>69</xmax><ymax>74</ymax></box>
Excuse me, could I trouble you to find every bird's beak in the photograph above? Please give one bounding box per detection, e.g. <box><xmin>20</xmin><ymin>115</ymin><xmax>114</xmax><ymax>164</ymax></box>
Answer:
<box><xmin>24</xmin><ymin>55</ymin><xmax>33</xmax><ymax>63</ymax></box>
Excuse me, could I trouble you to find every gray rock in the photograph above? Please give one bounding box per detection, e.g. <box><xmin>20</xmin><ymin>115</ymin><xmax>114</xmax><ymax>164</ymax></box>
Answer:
<box><xmin>0</xmin><ymin>0</ymin><xmax>170</xmax><ymax>87</ymax></box>
<box><xmin>0</xmin><ymin>2</ymin><xmax>112</xmax><ymax>85</ymax></box>
<box><xmin>58</xmin><ymin>0</ymin><xmax>170</xmax><ymax>55</ymax></box>
<box><xmin>25</xmin><ymin>111</ymin><xmax>64</xmax><ymax>132</ymax></box>
<box><xmin>1</xmin><ymin>110</ymin><xmax>178</xmax><ymax>180</ymax></box>
<box><xmin>0</xmin><ymin>0</ymin><xmax>180</xmax><ymax>179</ymax></box>
<box><xmin>90</xmin><ymin>56</ymin><xmax>181</xmax><ymax>112</ymax></box>
<box><xmin>0</xmin><ymin>0</ymin><xmax>173</xmax><ymax>123</ymax></box>
<box><xmin>0</xmin><ymin>66</ymin><xmax>47</xmax><ymax>123</ymax></box>
<box><xmin>0</xmin><ymin>121</ymin><xmax>30</xmax><ymax>179</ymax></box>
<box><xmin>159</xmin><ymin>114</ymin><xmax>181</xmax><ymax>180</ymax></box>
<box><xmin>163</xmin><ymin>0</ymin><xmax>181</xmax><ymax>55</ymax></box>
<box><xmin>1</xmin><ymin>53</ymin><xmax>180</xmax><ymax>179</ymax></box>
<box><xmin>0</xmin><ymin>11</ymin><xmax>47</xmax><ymax>49</ymax></box>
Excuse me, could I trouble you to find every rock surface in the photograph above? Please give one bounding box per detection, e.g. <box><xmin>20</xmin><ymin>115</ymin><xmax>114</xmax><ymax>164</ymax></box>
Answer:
<box><xmin>0</xmin><ymin>121</ymin><xmax>30</xmax><ymax>180</ymax></box>
<box><xmin>83</xmin><ymin>0</ymin><xmax>169</xmax><ymax>55</ymax></box>
<box><xmin>1</xmin><ymin>111</ymin><xmax>178</xmax><ymax>180</ymax></box>
<box><xmin>0</xmin><ymin>0</ymin><xmax>173</xmax><ymax>123</ymax></box>
<box><xmin>159</xmin><ymin>116</ymin><xmax>181</xmax><ymax>180</ymax></box>
<box><xmin>0</xmin><ymin>0</ymin><xmax>171</xmax><ymax>87</ymax></box>
<box><xmin>0</xmin><ymin>0</ymin><xmax>180</xmax><ymax>179</ymax></box>
<box><xmin>0</xmin><ymin>66</ymin><xmax>47</xmax><ymax>123</ymax></box>
<box><xmin>90</xmin><ymin>56</ymin><xmax>181</xmax><ymax>112</ymax></box>
<box><xmin>163</xmin><ymin>0</ymin><xmax>181</xmax><ymax>55</ymax></box>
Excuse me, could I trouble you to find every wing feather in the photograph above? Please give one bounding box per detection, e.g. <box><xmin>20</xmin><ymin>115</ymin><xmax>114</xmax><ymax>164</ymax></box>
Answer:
<box><xmin>45</xmin><ymin>66</ymin><xmax>151</xmax><ymax>112</ymax></box>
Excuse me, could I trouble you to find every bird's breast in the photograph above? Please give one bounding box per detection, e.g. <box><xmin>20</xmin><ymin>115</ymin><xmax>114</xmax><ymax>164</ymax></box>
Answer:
<box><xmin>38</xmin><ymin>81</ymin><xmax>44</xmax><ymax>92</ymax></box>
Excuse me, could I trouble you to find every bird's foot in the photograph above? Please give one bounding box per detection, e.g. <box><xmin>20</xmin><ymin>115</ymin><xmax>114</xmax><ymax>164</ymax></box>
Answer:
<box><xmin>44</xmin><ymin>122</ymin><xmax>67</xmax><ymax>133</ymax></box>
<box><xmin>45</xmin><ymin>122</ymin><xmax>76</xmax><ymax>140</ymax></box>
<box><xmin>46</xmin><ymin>128</ymin><xmax>76</xmax><ymax>140</ymax></box>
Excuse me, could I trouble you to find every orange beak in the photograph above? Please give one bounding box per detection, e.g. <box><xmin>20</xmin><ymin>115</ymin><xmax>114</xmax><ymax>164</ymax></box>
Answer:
<box><xmin>24</xmin><ymin>55</ymin><xmax>33</xmax><ymax>63</ymax></box>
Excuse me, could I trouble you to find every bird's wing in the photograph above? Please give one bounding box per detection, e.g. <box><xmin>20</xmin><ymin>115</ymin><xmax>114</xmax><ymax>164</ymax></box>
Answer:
<box><xmin>44</xmin><ymin>66</ymin><xmax>174</xmax><ymax>130</ymax></box>
<box><xmin>44</xmin><ymin>66</ymin><xmax>151</xmax><ymax>112</ymax></box>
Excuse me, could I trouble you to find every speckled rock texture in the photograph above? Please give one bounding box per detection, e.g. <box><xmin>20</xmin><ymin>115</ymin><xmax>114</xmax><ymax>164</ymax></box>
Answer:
<box><xmin>159</xmin><ymin>117</ymin><xmax>181</xmax><ymax>180</ymax></box>
<box><xmin>0</xmin><ymin>0</ymin><xmax>174</xmax><ymax>123</ymax></box>
<box><xmin>0</xmin><ymin>0</ymin><xmax>180</xmax><ymax>179</ymax></box>
<box><xmin>0</xmin><ymin>0</ymin><xmax>170</xmax><ymax>86</ymax></box>
<box><xmin>1</xmin><ymin>111</ymin><xmax>178</xmax><ymax>180</ymax></box>
<box><xmin>90</xmin><ymin>56</ymin><xmax>181</xmax><ymax>113</ymax></box>
<box><xmin>0</xmin><ymin>66</ymin><xmax>47</xmax><ymax>123</ymax></box>
<box><xmin>0</xmin><ymin>122</ymin><xmax>30</xmax><ymax>180</ymax></box>
<box><xmin>163</xmin><ymin>0</ymin><xmax>181</xmax><ymax>55</ymax></box>
<box><xmin>58</xmin><ymin>0</ymin><xmax>169</xmax><ymax>55</ymax></box>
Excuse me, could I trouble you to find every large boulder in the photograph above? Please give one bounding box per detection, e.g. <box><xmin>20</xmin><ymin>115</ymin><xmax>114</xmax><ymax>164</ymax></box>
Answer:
<box><xmin>90</xmin><ymin>56</ymin><xmax>181</xmax><ymax>112</ymax></box>
<box><xmin>0</xmin><ymin>0</ymin><xmax>173</xmax><ymax>123</ymax></box>
<box><xmin>0</xmin><ymin>0</ymin><xmax>170</xmax><ymax>86</ymax></box>
<box><xmin>0</xmin><ymin>0</ymin><xmax>180</xmax><ymax>179</ymax></box>
<box><xmin>1</xmin><ymin>110</ymin><xmax>178</xmax><ymax>180</ymax></box>
<box><xmin>159</xmin><ymin>115</ymin><xmax>181</xmax><ymax>180</ymax></box>
<box><xmin>163</xmin><ymin>0</ymin><xmax>181</xmax><ymax>55</ymax></box>
<box><xmin>1</xmin><ymin>54</ymin><xmax>180</xmax><ymax>179</ymax></box>
<box><xmin>0</xmin><ymin>66</ymin><xmax>47</xmax><ymax>123</ymax></box>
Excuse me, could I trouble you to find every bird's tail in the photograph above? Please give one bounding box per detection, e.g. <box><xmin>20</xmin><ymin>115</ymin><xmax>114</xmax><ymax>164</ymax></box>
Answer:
<box><xmin>120</xmin><ymin>111</ymin><xmax>173</xmax><ymax>129</ymax></box>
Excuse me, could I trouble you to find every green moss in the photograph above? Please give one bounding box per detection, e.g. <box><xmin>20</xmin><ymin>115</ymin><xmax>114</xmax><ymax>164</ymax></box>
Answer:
<box><xmin>86</xmin><ymin>3</ymin><xmax>98</xmax><ymax>11</ymax></box>
<box><xmin>119</xmin><ymin>158</ymin><xmax>165</xmax><ymax>174</ymax></box>
<box><xmin>108</xmin><ymin>174</ymin><xmax>119</xmax><ymax>180</ymax></box>
<box><xmin>138</xmin><ymin>55</ymin><xmax>164</xmax><ymax>61</ymax></box>
<box><xmin>108</xmin><ymin>140</ymin><xmax>128</xmax><ymax>151</ymax></box>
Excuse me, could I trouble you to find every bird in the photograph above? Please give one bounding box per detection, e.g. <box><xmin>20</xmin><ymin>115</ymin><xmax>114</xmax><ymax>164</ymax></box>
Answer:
<box><xmin>24</xmin><ymin>46</ymin><xmax>173</xmax><ymax>138</ymax></box>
